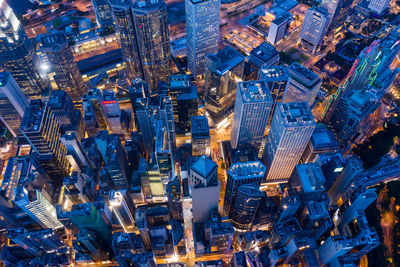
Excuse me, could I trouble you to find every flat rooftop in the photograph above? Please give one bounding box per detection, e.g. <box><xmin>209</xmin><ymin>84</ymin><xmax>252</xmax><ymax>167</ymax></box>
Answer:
<box><xmin>279</xmin><ymin>102</ymin><xmax>315</xmax><ymax>127</ymax></box>
<box><xmin>207</xmin><ymin>46</ymin><xmax>245</xmax><ymax>75</ymax></box>
<box><xmin>191</xmin><ymin>116</ymin><xmax>210</xmax><ymax>136</ymax></box>
<box><xmin>250</xmin><ymin>42</ymin><xmax>279</xmax><ymax>62</ymax></box>
<box><xmin>288</xmin><ymin>62</ymin><xmax>320</xmax><ymax>88</ymax></box>
<box><xmin>238</xmin><ymin>81</ymin><xmax>273</xmax><ymax>103</ymax></box>
<box><xmin>229</xmin><ymin>161</ymin><xmax>266</xmax><ymax>179</ymax></box>
<box><xmin>259</xmin><ymin>65</ymin><xmax>289</xmax><ymax>81</ymax></box>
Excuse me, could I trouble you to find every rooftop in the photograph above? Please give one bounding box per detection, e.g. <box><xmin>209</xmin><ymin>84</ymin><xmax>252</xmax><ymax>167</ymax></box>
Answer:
<box><xmin>191</xmin><ymin>156</ymin><xmax>217</xmax><ymax>178</ymax></box>
<box><xmin>207</xmin><ymin>46</ymin><xmax>245</xmax><ymax>75</ymax></box>
<box><xmin>279</xmin><ymin>102</ymin><xmax>315</xmax><ymax>126</ymax></box>
<box><xmin>295</xmin><ymin>163</ymin><xmax>325</xmax><ymax>193</ymax></box>
<box><xmin>259</xmin><ymin>65</ymin><xmax>289</xmax><ymax>81</ymax></box>
<box><xmin>238</xmin><ymin>81</ymin><xmax>273</xmax><ymax>103</ymax></box>
<box><xmin>40</xmin><ymin>31</ymin><xmax>67</xmax><ymax>48</ymax></box>
<box><xmin>20</xmin><ymin>100</ymin><xmax>46</xmax><ymax>133</ymax></box>
<box><xmin>169</xmin><ymin>74</ymin><xmax>191</xmax><ymax>89</ymax></box>
<box><xmin>191</xmin><ymin>116</ymin><xmax>210</xmax><ymax>136</ymax></box>
<box><xmin>249</xmin><ymin>42</ymin><xmax>279</xmax><ymax>63</ymax></box>
<box><xmin>274</xmin><ymin>217</ymin><xmax>302</xmax><ymax>237</ymax></box>
<box><xmin>229</xmin><ymin>161</ymin><xmax>266</xmax><ymax>179</ymax></box>
<box><xmin>132</xmin><ymin>0</ymin><xmax>166</xmax><ymax>13</ymax></box>
<box><xmin>310</xmin><ymin>123</ymin><xmax>339</xmax><ymax>150</ymax></box>
<box><xmin>288</xmin><ymin>62</ymin><xmax>320</xmax><ymax>88</ymax></box>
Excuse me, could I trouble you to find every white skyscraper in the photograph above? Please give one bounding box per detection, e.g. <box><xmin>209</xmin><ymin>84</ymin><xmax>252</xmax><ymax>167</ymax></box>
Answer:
<box><xmin>265</xmin><ymin>102</ymin><xmax>316</xmax><ymax>183</ymax></box>
<box><xmin>230</xmin><ymin>81</ymin><xmax>273</xmax><ymax>150</ymax></box>
<box><xmin>0</xmin><ymin>72</ymin><xmax>30</xmax><ymax>137</ymax></box>
<box><xmin>14</xmin><ymin>187</ymin><xmax>63</xmax><ymax>230</ymax></box>
<box><xmin>185</xmin><ymin>0</ymin><xmax>221</xmax><ymax>77</ymax></box>
<box><xmin>368</xmin><ymin>0</ymin><xmax>391</xmax><ymax>15</ymax></box>
<box><xmin>299</xmin><ymin>6</ymin><xmax>330</xmax><ymax>54</ymax></box>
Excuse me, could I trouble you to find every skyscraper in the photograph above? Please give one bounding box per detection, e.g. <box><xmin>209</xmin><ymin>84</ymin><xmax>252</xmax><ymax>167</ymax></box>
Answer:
<box><xmin>102</xmin><ymin>89</ymin><xmax>123</xmax><ymax>135</ymax></box>
<box><xmin>264</xmin><ymin>102</ymin><xmax>316</xmax><ymax>183</ymax></box>
<box><xmin>95</xmin><ymin>131</ymin><xmax>130</xmax><ymax>189</ymax></box>
<box><xmin>91</xmin><ymin>0</ymin><xmax>114</xmax><ymax>30</ymax></box>
<box><xmin>328</xmin><ymin>86</ymin><xmax>382</xmax><ymax>149</ymax></box>
<box><xmin>321</xmin><ymin>0</ymin><xmax>353</xmax><ymax>31</ymax></box>
<box><xmin>230</xmin><ymin>80</ymin><xmax>273</xmax><ymax>150</ymax></box>
<box><xmin>40</xmin><ymin>31</ymin><xmax>87</xmax><ymax>101</ymax></box>
<box><xmin>20</xmin><ymin>99</ymin><xmax>69</xmax><ymax>184</ymax></box>
<box><xmin>190</xmin><ymin>156</ymin><xmax>219</xmax><ymax>222</ymax></box>
<box><xmin>223</xmin><ymin>161</ymin><xmax>266</xmax><ymax>217</ymax></box>
<box><xmin>13</xmin><ymin>187</ymin><xmax>63</xmax><ymax>230</ymax></box>
<box><xmin>299</xmin><ymin>6</ymin><xmax>330</xmax><ymax>54</ymax></box>
<box><xmin>185</xmin><ymin>0</ymin><xmax>221</xmax><ymax>77</ymax></box>
<box><xmin>258</xmin><ymin>65</ymin><xmax>290</xmax><ymax>129</ymax></box>
<box><xmin>109</xmin><ymin>0</ymin><xmax>142</xmax><ymax>81</ymax></box>
<box><xmin>191</xmin><ymin>116</ymin><xmax>210</xmax><ymax>157</ymax></box>
<box><xmin>0</xmin><ymin>72</ymin><xmax>29</xmax><ymax>137</ymax></box>
<box><xmin>205</xmin><ymin>46</ymin><xmax>245</xmax><ymax>122</ymax></box>
<box><xmin>368</xmin><ymin>0</ymin><xmax>391</xmax><ymax>15</ymax></box>
<box><xmin>284</xmin><ymin>62</ymin><xmax>321</xmax><ymax>107</ymax></box>
<box><xmin>230</xmin><ymin>185</ymin><xmax>263</xmax><ymax>232</ymax></box>
<box><xmin>108</xmin><ymin>190</ymin><xmax>136</xmax><ymax>233</ymax></box>
<box><xmin>132</xmin><ymin>0</ymin><xmax>172</xmax><ymax>91</ymax></box>
<box><xmin>48</xmin><ymin>90</ymin><xmax>85</xmax><ymax>139</ymax></box>
<box><xmin>0</xmin><ymin>0</ymin><xmax>46</xmax><ymax>98</ymax></box>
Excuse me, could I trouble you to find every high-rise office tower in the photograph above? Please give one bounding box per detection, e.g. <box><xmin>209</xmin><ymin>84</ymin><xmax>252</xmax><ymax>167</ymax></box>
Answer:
<box><xmin>61</xmin><ymin>132</ymin><xmax>96</xmax><ymax>172</ymax></box>
<box><xmin>299</xmin><ymin>6</ymin><xmax>330</xmax><ymax>54</ymax></box>
<box><xmin>41</xmin><ymin>31</ymin><xmax>86</xmax><ymax>100</ymax></box>
<box><xmin>265</xmin><ymin>102</ymin><xmax>316</xmax><ymax>183</ymax></box>
<box><xmin>231</xmin><ymin>185</ymin><xmax>263</xmax><ymax>232</ymax></box>
<box><xmin>176</xmin><ymin>86</ymin><xmax>198</xmax><ymax>132</ymax></box>
<box><xmin>223</xmin><ymin>161</ymin><xmax>266</xmax><ymax>217</ymax></box>
<box><xmin>48</xmin><ymin>90</ymin><xmax>85</xmax><ymax>139</ymax></box>
<box><xmin>343</xmin><ymin>37</ymin><xmax>400</xmax><ymax>93</ymax></box>
<box><xmin>0</xmin><ymin>72</ymin><xmax>29</xmax><ymax>137</ymax></box>
<box><xmin>368</xmin><ymin>0</ymin><xmax>391</xmax><ymax>15</ymax></box>
<box><xmin>248</xmin><ymin>42</ymin><xmax>279</xmax><ymax>72</ymax></box>
<box><xmin>185</xmin><ymin>0</ymin><xmax>221</xmax><ymax>77</ymax></box>
<box><xmin>161</xmin><ymin>96</ymin><xmax>176</xmax><ymax>153</ymax></box>
<box><xmin>191</xmin><ymin>116</ymin><xmax>210</xmax><ymax>157</ymax></box>
<box><xmin>328</xmin><ymin>86</ymin><xmax>381</xmax><ymax>149</ymax></box>
<box><xmin>108</xmin><ymin>190</ymin><xmax>136</xmax><ymax>233</ymax></box>
<box><xmin>205</xmin><ymin>46</ymin><xmax>245</xmax><ymax>122</ymax></box>
<box><xmin>95</xmin><ymin>131</ymin><xmax>130</xmax><ymax>189</ymax></box>
<box><xmin>132</xmin><ymin>0</ymin><xmax>172</xmax><ymax>91</ymax></box>
<box><xmin>135</xmin><ymin>98</ymin><xmax>154</xmax><ymax>159</ymax></box>
<box><xmin>109</xmin><ymin>0</ymin><xmax>142</xmax><ymax>81</ymax></box>
<box><xmin>284</xmin><ymin>62</ymin><xmax>321</xmax><ymax>107</ymax></box>
<box><xmin>20</xmin><ymin>99</ymin><xmax>69</xmax><ymax>184</ymax></box>
<box><xmin>13</xmin><ymin>187</ymin><xmax>63</xmax><ymax>229</ymax></box>
<box><xmin>321</xmin><ymin>0</ymin><xmax>353</xmax><ymax>31</ymax></box>
<box><xmin>258</xmin><ymin>65</ymin><xmax>290</xmax><ymax>128</ymax></box>
<box><xmin>0</xmin><ymin>0</ymin><xmax>46</xmax><ymax>98</ymax></box>
<box><xmin>154</xmin><ymin>119</ymin><xmax>174</xmax><ymax>185</ymax></box>
<box><xmin>300</xmin><ymin>123</ymin><xmax>339</xmax><ymax>163</ymax></box>
<box><xmin>230</xmin><ymin>81</ymin><xmax>273</xmax><ymax>150</ymax></box>
<box><xmin>91</xmin><ymin>0</ymin><xmax>114</xmax><ymax>30</ymax></box>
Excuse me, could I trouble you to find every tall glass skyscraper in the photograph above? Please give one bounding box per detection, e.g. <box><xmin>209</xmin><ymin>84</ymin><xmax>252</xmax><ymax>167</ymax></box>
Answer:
<box><xmin>0</xmin><ymin>72</ymin><xmax>29</xmax><ymax>137</ymax></box>
<box><xmin>0</xmin><ymin>0</ymin><xmax>46</xmax><ymax>98</ymax></box>
<box><xmin>264</xmin><ymin>102</ymin><xmax>316</xmax><ymax>183</ymax></box>
<box><xmin>91</xmin><ymin>0</ymin><xmax>114</xmax><ymax>30</ymax></box>
<box><xmin>109</xmin><ymin>0</ymin><xmax>143</xmax><ymax>82</ymax></box>
<box><xmin>185</xmin><ymin>0</ymin><xmax>221</xmax><ymax>77</ymax></box>
<box><xmin>41</xmin><ymin>31</ymin><xmax>87</xmax><ymax>101</ymax></box>
<box><xmin>132</xmin><ymin>0</ymin><xmax>172</xmax><ymax>91</ymax></box>
<box><xmin>299</xmin><ymin>6</ymin><xmax>330</xmax><ymax>54</ymax></box>
<box><xmin>223</xmin><ymin>161</ymin><xmax>266</xmax><ymax>217</ymax></box>
<box><xmin>20</xmin><ymin>99</ymin><xmax>70</xmax><ymax>184</ymax></box>
<box><xmin>230</xmin><ymin>81</ymin><xmax>273</xmax><ymax>150</ymax></box>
